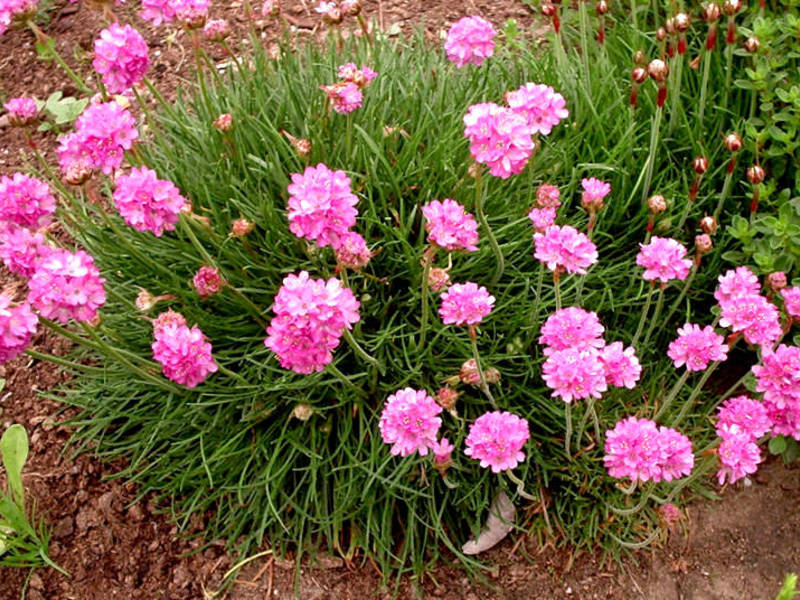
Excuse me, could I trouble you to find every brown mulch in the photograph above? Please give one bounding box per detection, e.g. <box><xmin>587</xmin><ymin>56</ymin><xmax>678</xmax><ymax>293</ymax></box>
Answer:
<box><xmin>1</xmin><ymin>1</ymin><xmax>800</xmax><ymax>599</ymax></box>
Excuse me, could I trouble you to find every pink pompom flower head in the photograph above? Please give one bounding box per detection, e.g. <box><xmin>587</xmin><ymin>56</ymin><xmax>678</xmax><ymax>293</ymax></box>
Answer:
<box><xmin>542</xmin><ymin>347</ymin><xmax>607</xmax><ymax>403</ymax></box>
<box><xmin>718</xmin><ymin>292</ymin><xmax>782</xmax><ymax>348</ymax></box>
<box><xmin>0</xmin><ymin>173</ymin><xmax>56</xmax><ymax>231</ymax></box>
<box><xmin>715</xmin><ymin>395</ymin><xmax>771</xmax><ymax>442</ymax></box>
<box><xmin>379</xmin><ymin>387</ymin><xmax>442</xmax><ymax>457</ymax></box>
<box><xmin>0</xmin><ymin>295</ymin><xmax>38</xmax><ymax>364</ymax></box>
<box><xmin>444</xmin><ymin>16</ymin><xmax>496</xmax><ymax>68</ymax></box>
<box><xmin>0</xmin><ymin>227</ymin><xmax>50</xmax><ymax>278</ymax></box>
<box><xmin>527</xmin><ymin>207</ymin><xmax>556</xmax><ymax>233</ymax></box>
<box><xmin>286</xmin><ymin>163</ymin><xmax>358</xmax><ymax>248</ymax></box>
<box><xmin>439</xmin><ymin>282</ymin><xmax>494</xmax><ymax>326</ymax></box>
<box><xmin>533</xmin><ymin>225</ymin><xmax>598</xmax><ymax>275</ymax></box>
<box><xmin>113</xmin><ymin>167</ymin><xmax>188</xmax><ymax>237</ymax></box>
<box><xmin>535</xmin><ymin>183</ymin><xmax>561</xmax><ymax>209</ymax></box>
<box><xmin>320</xmin><ymin>81</ymin><xmax>363</xmax><ymax>114</ymax></box>
<box><xmin>333</xmin><ymin>231</ymin><xmax>372</xmax><ymax>270</ymax></box>
<box><xmin>636</xmin><ymin>236</ymin><xmax>692</xmax><ymax>283</ymax></box>
<box><xmin>140</xmin><ymin>0</ymin><xmax>176</xmax><ymax>25</ymax></box>
<box><xmin>193</xmin><ymin>266</ymin><xmax>223</xmax><ymax>297</ymax></box>
<box><xmin>28</xmin><ymin>248</ymin><xmax>106</xmax><ymax>324</ymax></box>
<box><xmin>422</xmin><ymin>199</ymin><xmax>479</xmax><ymax>252</ymax></box>
<box><xmin>173</xmin><ymin>0</ymin><xmax>209</xmax><ymax>28</ymax></box>
<box><xmin>464</xmin><ymin>410</ymin><xmax>529</xmax><ymax>473</ymax></box>
<box><xmin>93</xmin><ymin>24</ymin><xmax>150</xmax><ymax>95</ymax></box>
<box><xmin>538</xmin><ymin>307</ymin><xmax>605</xmax><ymax>355</ymax></box>
<box><xmin>337</xmin><ymin>63</ymin><xmax>378</xmax><ymax>88</ymax></box>
<box><xmin>0</xmin><ymin>0</ymin><xmax>38</xmax><ymax>37</ymax></box>
<box><xmin>3</xmin><ymin>97</ymin><xmax>39</xmax><ymax>127</ymax></box>
<box><xmin>716</xmin><ymin>434</ymin><xmax>761</xmax><ymax>485</ymax></box>
<box><xmin>667</xmin><ymin>323</ymin><xmax>728</xmax><ymax>371</ymax></box>
<box><xmin>463</xmin><ymin>102</ymin><xmax>534</xmax><ymax>179</ymax></box>
<box><xmin>580</xmin><ymin>177</ymin><xmax>611</xmax><ymax>211</ymax></box>
<box><xmin>752</xmin><ymin>344</ymin><xmax>800</xmax><ymax>410</ymax></box>
<box><xmin>714</xmin><ymin>266</ymin><xmax>761</xmax><ymax>305</ymax></box>
<box><xmin>506</xmin><ymin>83</ymin><xmax>569</xmax><ymax>136</ymax></box>
<box><xmin>151</xmin><ymin>315</ymin><xmax>218</xmax><ymax>388</ymax></box>
<box><xmin>780</xmin><ymin>286</ymin><xmax>800</xmax><ymax>320</ymax></box>
<box><xmin>600</xmin><ymin>341</ymin><xmax>642</xmax><ymax>389</ymax></box>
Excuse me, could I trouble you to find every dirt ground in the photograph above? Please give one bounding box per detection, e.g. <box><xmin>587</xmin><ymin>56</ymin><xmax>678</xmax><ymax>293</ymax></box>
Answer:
<box><xmin>1</xmin><ymin>1</ymin><xmax>799</xmax><ymax>599</ymax></box>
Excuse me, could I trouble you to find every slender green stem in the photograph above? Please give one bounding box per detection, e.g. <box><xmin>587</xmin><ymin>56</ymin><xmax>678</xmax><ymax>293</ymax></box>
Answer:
<box><xmin>669</xmin><ymin>361</ymin><xmax>719</xmax><ymax>427</ymax></box>
<box><xmin>468</xmin><ymin>327</ymin><xmax>497</xmax><ymax>408</ymax></box>
<box><xmin>608</xmin><ymin>485</ymin><xmax>651</xmax><ymax>516</ymax></box>
<box><xmin>418</xmin><ymin>249</ymin><xmax>432</xmax><ymax>350</ymax></box>
<box><xmin>473</xmin><ymin>167</ymin><xmax>504</xmax><ymax>286</ymax></box>
<box><xmin>27</xmin><ymin>21</ymin><xmax>91</xmax><ymax>95</ymax></box>
<box><xmin>25</xmin><ymin>349</ymin><xmax>102</xmax><ymax>373</ymax></box>
<box><xmin>654</xmin><ymin>369</ymin><xmax>690</xmax><ymax>421</ymax></box>
<box><xmin>217</xmin><ymin>363</ymin><xmax>250</xmax><ymax>386</ymax></box>
<box><xmin>713</xmin><ymin>160</ymin><xmax>737</xmax><ymax>221</ymax></box>
<box><xmin>631</xmin><ymin>282</ymin><xmax>654</xmax><ymax>348</ymax></box>
<box><xmin>554</xmin><ymin>272</ymin><xmax>562</xmax><ymax>311</ymax></box>
<box><xmin>641</xmin><ymin>285</ymin><xmax>665</xmax><ymax>349</ymax></box>
<box><xmin>662</xmin><ymin>265</ymin><xmax>697</xmax><ymax>327</ymax></box>
<box><xmin>574</xmin><ymin>397</ymin><xmax>599</xmax><ymax>449</ymax></box>
<box><xmin>630</xmin><ymin>0</ymin><xmax>637</xmax><ymax>29</ymax></box>
<box><xmin>641</xmin><ymin>105</ymin><xmax>664</xmax><ymax>205</ymax></box>
<box><xmin>564</xmin><ymin>403</ymin><xmax>573</xmax><ymax>460</ymax></box>
<box><xmin>506</xmin><ymin>470</ymin><xmax>537</xmax><ymax>501</ymax></box>
<box><xmin>668</xmin><ymin>55</ymin><xmax>684</xmax><ymax>136</ymax></box>
<box><xmin>722</xmin><ymin>36</ymin><xmax>734</xmax><ymax>112</ymax></box>
<box><xmin>342</xmin><ymin>328</ymin><xmax>380</xmax><ymax>370</ymax></box>
<box><xmin>577</xmin><ymin>0</ymin><xmax>592</xmax><ymax>87</ymax></box>
<box><xmin>697</xmin><ymin>44</ymin><xmax>714</xmax><ymax>127</ymax></box>
<box><xmin>327</xmin><ymin>362</ymin><xmax>366</xmax><ymax>398</ymax></box>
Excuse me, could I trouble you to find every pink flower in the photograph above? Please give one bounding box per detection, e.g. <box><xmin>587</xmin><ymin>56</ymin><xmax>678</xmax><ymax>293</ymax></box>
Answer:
<box><xmin>0</xmin><ymin>173</ymin><xmax>56</xmax><ymax>230</ymax></box>
<box><xmin>193</xmin><ymin>266</ymin><xmax>223</xmax><ymax>296</ymax></box>
<box><xmin>527</xmin><ymin>207</ymin><xmax>556</xmax><ymax>232</ymax></box>
<box><xmin>0</xmin><ymin>227</ymin><xmax>49</xmax><ymax>277</ymax></box>
<box><xmin>580</xmin><ymin>177</ymin><xmax>611</xmax><ymax>208</ymax></box>
<box><xmin>600</xmin><ymin>341</ymin><xmax>642</xmax><ymax>389</ymax></box>
<box><xmin>542</xmin><ymin>347</ymin><xmax>607</xmax><ymax>403</ymax></box>
<box><xmin>173</xmin><ymin>0</ymin><xmax>209</xmax><ymax>27</ymax></box>
<box><xmin>261</xmin><ymin>0</ymin><xmax>279</xmax><ymax>16</ymax></box>
<box><xmin>432</xmin><ymin>437</ymin><xmax>455</xmax><ymax>464</ymax></box>
<box><xmin>444</xmin><ymin>16</ymin><xmax>496</xmax><ymax>68</ymax></box>
<box><xmin>337</xmin><ymin>63</ymin><xmax>378</xmax><ymax>87</ymax></box>
<box><xmin>333</xmin><ymin>231</ymin><xmax>371</xmax><ymax>269</ymax></box>
<box><xmin>714</xmin><ymin>266</ymin><xmax>761</xmax><ymax>305</ymax></box>
<box><xmin>203</xmin><ymin>18</ymin><xmax>230</xmax><ymax>42</ymax></box>
<box><xmin>463</xmin><ymin>410</ymin><xmax>529</xmax><ymax>473</ymax></box>
<box><xmin>113</xmin><ymin>167</ymin><xmax>188</xmax><ymax>236</ymax></box>
<box><xmin>667</xmin><ymin>323</ymin><xmax>728</xmax><ymax>371</ymax></box>
<box><xmin>320</xmin><ymin>82</ymin><xmax>363</xmax><ymax>114</ymax></box>
<box><xmin>716</xmin><ymin>435</ymin><xmax>761</xmax><ymax>485</ymax></box>
<box><xmin>0</xmin><ymin>295</ymin><xmax>37</xmax><ymax>363</ymax></box>
<box><xmin>535</xmin><ymin>183</ymin><xmax>561</xmax><ymax>208</ymax></box>
<box><xmin>781</xmin><ymin>286</ymin><xmax>800</xmax><ymax>319</ymax></box>
<box><xmin>463</xmin><ymin>102</ymin><xmax>534</xmax><ymax>179</ymax></box>
<box><xmin>57</xmin><ymin>101</ymin><xmax>138</xmax><ymax>176</ymax></box>
<box><xmin>766</xmin><ymin>404</ymin><xmax>800</xmax><ymax>440</ymax></box>
<box><xmin>752</xmin><ymin>344</ymin><xmax>800</xmax><ymax>410</ymax></box>
<box><xmin>657</xmin><ymin>426</ymin><xmax>695</xmax><ymax>482</ymax></box>
<box><xmin>152</xmin><ymin>309</ymin><xmax>187</xmax><ymax>338</ymax></box>
<box><xmin>538</xmin><ymin>307</ymin><xmax>605</xmax><ymax>355</ymax></box>
<box><xmin>151</xmin><ymin>319</ymin><xmax>218</xmax><ymax>388</ymax></box>
<box><xmin>93</xmin><ymin>24</ymin><xmax>149</xmax><ymax>95</ymax></box>
<box><xmin>422</xmin><ymin>199</ymin><xmax>479</xmax><ymax>252</ymax></box>
<box><xmin>439</xmin><ymin>282</ymin><xmax>494</xmax><ymax>326</ymax></box>
<box><xmin>286</xmin><ymin>163</ymin><xmax>358</xmax><ymax>248</ymax></box>
<box><xmin>3</xmin><ymin>97</ymin><xmax>38</xmax><ymax>126</ymax></box>
<box><xmin>716</xmin><ymin>395</ymin><xmax>771</xmax><ymax>441</ymax></box>
<box><xmin>0</xmin><ymin>0</ymin><xmax>38</xmax><ymax>36</ymax></box>
<box><xmin>719</xmin><ymin>293</ymin><xmax>781</xmax><ymax>347</ymax></box>
<box><xmin>28</xmin><ymin>248</ymin><xmax>106</xmax><ymax>323</ymax></box>
<box><xmin>533</xmin><ymin>225</ymin><xmax>598</xmax><ymax>274</ymax></box>
<box><xmin>379</xmin><ymin>388</ymin><xmax>442</xmax><ymax>457</ymax></box>
<box><xmin>140</xmin><ymin>0</ymin><xmax>176</xmax><ymax>25</ymax></box>
<box><xmin>636</xmin><ymin>236</ymin><xmax>692</xmax><ymax>283</ymax></box>
<box><xmin>506</xmin><ymin>83</ymin><xmax>569</xmax><ymax>135</ymax></box>
<box><xmin>603</xmin><ymin>417</ymin><xmax>662</xmax><ymax>482</ymax></box>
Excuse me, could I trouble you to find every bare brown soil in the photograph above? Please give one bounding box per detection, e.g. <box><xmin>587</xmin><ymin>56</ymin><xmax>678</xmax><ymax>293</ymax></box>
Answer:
<box><xmin>1</xmin><ymin>2</ymin><xmax>799</xmax><ymax>599</ymax></box>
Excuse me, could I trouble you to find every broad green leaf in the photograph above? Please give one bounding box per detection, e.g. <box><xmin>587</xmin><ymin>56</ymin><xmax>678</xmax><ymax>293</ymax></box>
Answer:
<box><xmin>1</xmin><ymin>425</ymin><xmax>29</xmax><ymax>510</ymax></box>
<box><xmin>769</xmin><ymin>435</ymin><xmax>788</xmax><ymax>455</ymax></box>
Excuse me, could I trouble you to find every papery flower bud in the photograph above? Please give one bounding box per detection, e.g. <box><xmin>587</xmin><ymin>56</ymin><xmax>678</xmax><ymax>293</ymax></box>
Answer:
<box><xmin>193</xmin><ymin>266</ymin><xmax>224</xmax><ymax>297</ymax></box>
<box><xmin>658</xmin><ymin>503</ymin><xmax>683</xmax><ymax>527</ymax></box>
<box><xmin>340</xmin><ymin>0</ymin><xmax>360</xmax><ymax>16</ymax></box>
<box><xmin>633</xmin><ymin>50</ymin><xmax>646</xmax><ymax>64</ymax></box>
<box><xmin>203</xmin><ymin>18</ymin><xmax>230</xmax><ymax>42</ymax></box>
<box><xmin>267</xmin><ymin>43</ymin><xmax>282</xmax><ymax>60</ymax></box>
<box><xmin>541</xmin><ymin>3</ymin><xmax>557</xmax><ymax>16</ymax></box>
<box><xmin>136</xmin><ymin>289</ymin><xmax>157</xmax><ymax>311</ymax></box>
<box><xmin>459</xmin><ymin>359</ymin><xmax>481</xmax><ymax>385</ymax></box>
<box><xmin>746</xmin><ymin>165</ymin><xmax>765</xmax><ymax>184</ymax></box>
<box><xmin>281</xmin><ymin>130</ymin><xmax>312</xmax><ymax>157</ymax></box>
<box><xmin>665</xmin><ymin>17</ymin><xmax>676</xmax><ymax>34</ymax></box>
<box><xmin>484</xmin><ymin>368</ymin><xmax>501</xmax><ymax>384</ymax></box>
<box><xmin>674</xmin><ymin>12</ymin><xmax>690</xmax><ymax>32</ymax></box>
<box><xmin>656</xmin><ymin>27</ymin><xmax>667</xmax><ymax>41</ymax></box>
<box><xmin>690</xmin><ymin>55</ymin><xmax>701</xmax><ymax>69</ymax></box>
<box><xmin>648</xmin><ymin>59</ymin><xmax>669</xmax><ymax>81</ymax></box>
<box><xmin>231</xmin><ymin>218</ymin><xmax>254</xmax><ymax>237</ymax></box>
<box><xmin>435</xmin><ymin>387</ymin><xmax>459</xmax><ymax>410</ymax></box>
<box><xmin>695</xmin><ymin>233</ymin><xmax>713</xmax><ymax>254</ymax></box>
<box><xmin>724</xmin><ymin>132</ymin><xmax>742</xmax><ymax>152</ymax></box>
<box><xmin>213</xmin><ymin>113</ymin><xmax>233</xmax><ymax>132</ymax></box>
<box><xmin>767</xmin><ymin>271</ymin><xmax>787</xmax><ymax>293</ymax></box>
<box><xmin>316</xmin><ymin>1</ymin><xmax>342</xmax><ymax>23</ymax></box>
<box><xmin>261</xmin><ymin>0</ymin><xmax>280</xmax><ymax>16</ymax></box>
<box><xmin>3</xmin><ymin>97</ymin><xmax>39</xmax><ymax>127</ymax></box>
<box><xmin>292</xmin><ymin>403</ymin><xmax>314</xmax><ymax>421</ymax></box>
<box><xmin>64</xmin><ymin>163</ymin><xmax>93</xmax><ymax>186</ymax></box>
<box><xmin>632</xmin><ymin>66</ymin><xmax>648</xmax><ymax>84</ymax></box>
<box><xmin>648</xmin><ymin>194</ymin><xmax>667</xmax><ymax>214</ymax></box>
<box><xmin>428</xmin><ymin>267</ymin><xmax>451</xmax><ymax>292</ymax></box>
<box><xmin>703</xmin><ymin>2</ymin><xmax>721</xmax><ymax>22</ymax></box>
<box><xmin>596</xmin><ymin>0</ymin><xmax>608</xmax><ymax>14</ymax></box>
<box><xmin>693</xmin><ymin>156</ymin><xmax>709</xmax><ymax>174</ymax></box>
<box><xmin>722</xmin><ymin>0</ymin><xmax>741</xmax><ymax>15</ymax></box>
<box><xmin>744</xmin><ymin>36</ymin><xmax>760</xmax><ymax>52</ymax></box>
<box><xmin>700</xmin><ymin>215</ymin><xmax>717</xmax><ymax>235</ymax></box>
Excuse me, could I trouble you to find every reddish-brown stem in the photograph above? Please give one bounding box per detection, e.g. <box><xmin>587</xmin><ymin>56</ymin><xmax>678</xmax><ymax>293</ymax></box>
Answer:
<box><xmin>678</xmin><ymin>35</ymin><xmax>686</xmax><ymax>55</ymax></box>
<box><xmin>630</xmin><ymin>86</ymin><xmax>639</xmax><ymax>107</ymax></box>
<box><xmin>727</xmin><ymin>155</ymin><xmax>737</xmax><ymax>174</ymax></box>
<box><xmin>657</xmin><ymin>85</ymin><xmax>668</xmax><ymax>107</ymax></box>
<box><xmin>726</xmin><ymin>19</ymin><xmax>736</xmax><ymax>44</ymax></box>
<box><xmin>750</xmin><ymin>187</ymin><xmax>760</xmax><ymax>214</ymax></box>
<box><xmin>707</xmin><ymin>25</ymin><xmax>717</xmax><ymax>49</ymax></box>
<box><xmin>689</xmin><ymin>177</ymin><xmax>700</xmax><ymax>201</ymax></box>
<box><xmin>553</xmin><ymin>12</ymin><xmax>561</xmax><ymax>33</ymax></box>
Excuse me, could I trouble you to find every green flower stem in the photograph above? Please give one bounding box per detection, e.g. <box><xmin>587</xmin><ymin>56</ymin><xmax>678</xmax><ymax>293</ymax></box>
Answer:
<box><xmin>631</xmin><ymin>281</ymin><xmax>654</xmax><ymax>348</ymax></box>
<box><xmin>217</xmin><ymin>363</ymin><xmax>250</xmax><ymax>386</ymax></box>
<box><xmin>473</xmin><ymin>166</ymin><xmax>504</xmax><ymax>287</ymax></box>
<box><xmin>577</xmin><ymin>0</ymin><xmax>592</xmax><ymax>87</ymax></box>
<box><xmin>607</xmin><ymin>527</ymin><xmax>661</xmax><ymax>549</ymax></box>
<box><xmin>654</xmin><ymin>369</ymin><xmax>691</xmax><ymax>421</ymax></box>
<box><xmin>24</xmin><ymin>349</ymin><xmax>103</xmax><ymax>373</ymax></box>
<box><xmin>526</xmin><ymin>263</ymin><xmax>546</xmax><ymax>346</ymax></box>
<box><xmin>27</xmin><ymin>21</ymin><xmax>92</xmax><ymax>95</ymax></box>
<box><xmin>418</xmin><ymin>247</ymin><xmax>433</xmax><ymax>350</ymax></box>
<box><xmin>342</xmin><ymin>328</ymin><xmax>380</xmax><ymax>370</ymax></box>
<box><xmin>668</xmin><ymin>54</ymin><xmax>684</xmax><ymax>136</ymax></box>
<box><xmin>574</xmin><ymin>397</ymin><xmax>600</xmax><ymax>449</ymax></box>
<box><xmin>608</xmin><ymin>484</ymin><xmax>652</xmax><ymax>516</ymax></box>
<box><xmin>641</xmin><ymin>103</ymin><xmax>664</xmax><ymax>205</ymax></box>
<box><xmin>669</xmin><ymin>360</ymin><xmax>720</xmax><ymax>427</ymax></box>
<box><xmin>630</xmin><ymin>0</ymin><xmax>637</xmax><ymax>29</ymax></box>
<box><xmin>697</xmin><ymin>40</ymin><xmax>714</xmax><ymax>127</ymax></box>
<box><xmin>713</xmin><ymin>156</ymin><xmax>737</xmax><ymax>221</ymax></box>
<box><xmin>468</xmin><ymin>326</ymin><xmax>497</xmax><ymax>408</ymax></box>
<box><xmin>506</xmin><ymin>470</ymin><xmax>536</xmax><ymax>501</ymax></box>
<box><xmin>662</xmin><ymin>264</ymin><xmax>698</xmax><ymax>332</ymax></box>
<box><xmin>722</xmin><ymin>31</ymin><xmax>734</xmax><ymax>112</ymax></box>
<box><xmin>641</xmin><ymin>284</ymin><xmax>665</xmax><ymax>349</ymax></box>
<box><xmin>564</xmin><ymin>402</ymin><xmax>573</xmax><ymax>460</ymax></box>
<box><xmin>327</xmin><ymin>362</ymin><xmax>366</xmax><ymax>398</ymax></box>
<box><xmin>554</xmin><ymin>270</ymin><xmax>562</xmax><ymax>311</ymax></box>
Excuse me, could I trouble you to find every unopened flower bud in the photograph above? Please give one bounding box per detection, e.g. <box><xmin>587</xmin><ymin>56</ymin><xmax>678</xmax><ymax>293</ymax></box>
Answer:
<box><xmin>541</xmin><ymin>3</ymin><xmax>557</xmax><ymax>16</ymax></box>
<box><xmin>231</xmin><ymin>218</ymin><xmax>255</xmax><ymax>237</ymax></box>
<box><xmin>722</xmin><ymin>0</ymin><xmax>741</xmax><ymax>15</ymax></box>
<box><xmin>261</xmin><ymin>0</ymin><xmax>280</xmax><ymax>16</ymax></box>
<box><xmin>632</xmin><ymin>66</ymin><xmax>648</xmax><ymax>84</ymax></box>
<box><xmin>746</xmin><ymin>164</ymin><xmax>765</xmax><ymax>184</ymax></box>
<box><xmin>267</xmin><ymin>43</ymin><xmax>282</xmax><ymax>60</ymax></box>
<box><xmin>648</xmin><ymin>194</ymin><xmax>667</xmax><ymax>214</ymax></box>
<box><xmin>596</xmin><ymin>0</ymin><xmax>609</xmax><ymax>14</ymax></box>
<box><xmin>281</xmin><ymin>130</ymin><xmax>311</xmax><ymax>157</ymax></box>
<box><xmin>724</xmin><ymin>132</ymin><xmax>742</xmax><ymax>152</ymax></box>
<box><xmin>136</xmin><ymin>289</ymin><xmax>157</xmax><ymax>312</ymax></box>
<box><xmin>203</xmin><ymin>18</ymin><xmax>231</xmax><ymax>42</ymax></box>
<box><xmin>193</xmin><ymin>266</ymin><xmax>224</xmax><ymax>297</ymax></box>
<box><xmin>484</xmin><ymin>368</ymin><xmax>501</xmax><ymax>384</ymax></box>
<box><xmin>435</xmin><ymin>387</ymin><xmax>459</xmax><ymax>410</ymax></box>
<box><xmin>674</xmin><ymin>12</ymin><xmax>690</xmax><ymax>32</ymax></box>
<box><xmin>64</xmin><ymin>163</ymin><xmax>93</xmax><ymax>186</ymax></box>
<box><xmin>658</xmin><ymin>503</ymin><xmax>683</xmax><ymax>527</ymax></box>
<box><xmin>665</xmin><ymin>17</ymin><xmax>676</xmax><ymax>34</ymax></box>
<box><xmin>767</xmin><ymin>271</ymin><xmax>787</xmax><ymax>293</ymax></box>
<box><xmin>459</xmin><ymin>359</ymin><xmax>481</xmax><ymax>386</ymax></box>
<box><xmin>292</xmin><ymin>403</ymin><xmax>314</xmax><ymax>421</ymax></box>
<box><xmin>695</xmin><ymin>233</ymin><xmax>713</xmax><ymax>254</ymax></box>
<box><xmin>703</xmin><ymin>2</ymin><xmax>721</xmax><ymax>22</ymax></box>
<box><xmin>341</xmin><ymin>0</ymin><xmax>361</xmax><ymax>16</ymax></box>
<box><xmin>213</xmin><ymin>113</ymin><xmax>233</xmax><ymax>132</ymax></box>
<box><xmin>689</xmin><ymin>55</ymin><xmax>701</xmax><ymax>69</ymax></box>
<box><xmin>693</xmin><ymin>156</ymin><xmax>709</xmax><ymax>174</ymax></box>
<box><xmin>744</xmin><ymin>36</ymin><xmax>760</xmax><ymax>52</ymax></box>
<box><xmin>428</xmin><ymin>267</ymin><xmax>451</xmax><ymax>292</ymax></box>
<box><xmin>656</xmin><ymin>27</ymin><xmax>667</xmax><ymax>41</ymax></box>
<box><xmin>648</xmin><ymin>59</ymin><xmax>669</xmax><ymax>81</ymax></box>
<box><xmin>700</xmin><ymin>215</ymin><xmax>717</xmax><ymax>235</ymax></box>
<box><xmin>632</xmin><ymin>50</ymin><xmax>645</xmax><ymax>65</ymax></box>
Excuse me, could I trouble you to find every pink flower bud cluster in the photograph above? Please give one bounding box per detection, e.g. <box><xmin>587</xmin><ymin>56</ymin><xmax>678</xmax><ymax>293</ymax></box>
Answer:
<box><xmin>540</xmin><ymin>307</ymin><xmax>641</xmax><ymax>402</ymax></box>
<box><xmin>192</xmin><ymin>266</ymin><xmax>223</xmax><ymax>297</ymax></box>
<box><xmin>265</xmin><ymin>271</ymin><xmax>360</xmax><ymax>374</ymax></box>
<box><xmin>421</xmin><ymin>199</ymin><xmax>479</xmax><ymax>252</ymax></box>
<box><xmin>603</xmin><ymin>416</ymin><xmax>694</xmax><ymax>483</ymax></box>
<box><xmin>439</xmin><ymin>282</ymin><xmax>494</xmax><ymax>326</ymax></box>
<box><xmin>716</xmin><ymin>267</ymin><xmax>781</xmax><ymax>348</ymax></box>
<box><xmin>0</xmin><ymin>173</ymin><xmax>56</xmax><ymax>231</ymax></box>
<box><xmin>379</xmin><ymin>387</ymin><xmax>443</xmax><ymax>457</ymax></box>
<box><xmin>0</xmin><ymin>294</ymin><xmax>38</xmax><ymax>364</ymax></box>
<box><xmin>93</xmin><ymin>24</ymin><xmax>150</xmax><ymax>95</ymax></box>
<box><xmin>533</xmin><ymin>225</ymin><xmax>598</xmax><ymax>274</ymax></box>
<box><xmin>444</xmin><ymin>16</ymin><xmax>497</xmax><ymax>68</ymax></box>
<box><xmin>3</xmin><ymin>97</ymin><xmax>38</xmax><ymax>126</ymax></box>
<box><xmin>528</xmin><ymin>184</ymin><xmax>561</xmax><ymax>233</ymax></box>
<box><xmin>333</xmin><ymin>230</ymin><xmax>371</xmax><ymax>269</ymax></box>
<box><xmin>464</xmin><ymin>410</ymin><xmax>529</xmax><ymax>472</ymax></box>
<box><xmin>112</xmin><ymin>167</ymin><xmax>188</xmax><ymax>237</ymax></box>
<box><xmin>320</xmin><ymin>63</ymin><xmax>378</xmax><ymax>115</ymax></box>
<box><xmin>635</xmin><ymin>236</ymin><xmax>692</xmax><ymax>283</ymax></box>
<box><xmin>667</xmin><ymin>323</ymin><xmax>728</xmax><ymax>371</ymax></box>
<box><xmin>151</xmin><ymin>311</ymin><xmax>218</xmax><ymax>388</ymax></box>
<box><xmin>580</xmin><ymin>177</ymin><xmax>611</xmax><ymax>210</ymax></box>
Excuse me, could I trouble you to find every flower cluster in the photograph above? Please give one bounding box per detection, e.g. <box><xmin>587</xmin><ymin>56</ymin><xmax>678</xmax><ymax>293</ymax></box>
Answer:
<box><xmin>636</xmin><ymin>236</ymin><xmax>692</xmax><ymax>283</ymax></box>
<box><xmin>421</xmin><ymin>199</ymin><xmax>479</xmax><ymax>252</ymax></box>
<box><xmin>0</xmin><ymin>295</ymin><xmax>38</xmax><ymax>364</ymax></box>
<box><xmin>463</xmin><ymin>102</ymin><xmax>534</xmax><ymax>179</ymax></box>
<box><xmin>27</xmin><ymin>248</ymin><xmax>106</xmax><ymax>323</ymax></box>
<box><xmin>112</xmin><ymin>167</ymin><xmax>188</xmax><ymax>236</ymax></box>
<box><xmin>193</xmin><ymin>266</ymin><xmax>223</xmax><ymax>297</ymax></box>
<box><xmin>506</xmin><ymin>83</ymin><xmax>569</xmax><ymax>135</ymax></box>
<box><xmin>93</xmin><ymin>24</ymin><xmax>150</xmax><ymax>94</ymax></box>
<box><xmin>0</xmin><ymin>0</ymin><xmax>38</xmax><ymax>37</ymax></box>
<box><xmin>781</xmin><ymin>286</ymin><xmax>800</xmax><ymax>319</ymax></box>
<box><xmin>202</xmin><ymin>18</ymin><xmax>230</xmax><ymax>42</ymax></box>
<box><xmin>528</xmin><ymin>183</ymin><xmax>561</xmax><ymax>233</ymax></box>
<box><xmin>464</xmin><ymin>410</ymin><xmax>529</xmax><ymax>472</ymax></box>
<box><xmin>333</xmin><ymin>231</ymin><xmax>371</xmax><ymax>269</ymax></box>
<box><xmin>151</xmin><ymin>312</ymin><xmax>218</xmax><ymax>387</ymax></box>
<box><xmin>141</xmin><ymin>0</ymin><xmax>208</xmax><ymax>26</ymax></box>
<box><xmin>444</xmin><ymin>16</ymin><xmax>496</xmax><ymax>68</ymax></box>
<box><xmin>320</xmin><ymin>63</ymin><xmax>378</xmax><ymax>114</ymax></box>
<box><xmin>533</xmin><ymin>225</ymin><xmax>598</xmax><ymax>274</ymax></box>
<box><xmin>0</xmin><ymin>227</ymin><xmax>49</xmax><ymax>277</ymax></box>
<box><xmin>580</xmin><ymin>177</ymin><xmax>611</xmax><ymax>211</ymax></box>
<box><xmin>716</xmin><ymin>267</ymin><xmax>781</xmax><ymax>348</ymax></box>
<box><xmin>604</xmin><ymin>416</ymin><xmax>694</xmax><ymax>483</ymax></box>
<box><xmin>0</xmin><ymin>173</ymin><xmax>56</xmax><ymax>231</ymax></box>
<box><xmin>753</xmin><ymin>344</ymin><xmax>800</xmax><ymax>439</ymax></box>
<box><xmin>265</xmin><ymin>271</ymin><xmax>360</xmax><ymax>373</ymax></box>
<box><xmin>3</xmin><ymin>96</ymin><xmax>38</xmax><ymax>126</ymax></box>
<box><xmin>379</xmin><ymin>388</ymin><xmax>443</xmax><ymax>457</ymax></box>
<box><xmin>439</xmin><ymin>282</ymin><xmax>494</xmax><ymax>326</ymax></box>
<box><xmin>667</xmin><ymin>323</ymin><xmax>728</xmax><ymax>371</ymax></box>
